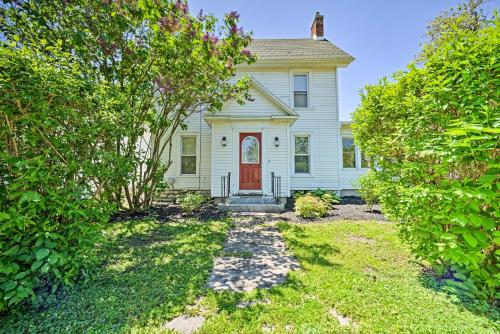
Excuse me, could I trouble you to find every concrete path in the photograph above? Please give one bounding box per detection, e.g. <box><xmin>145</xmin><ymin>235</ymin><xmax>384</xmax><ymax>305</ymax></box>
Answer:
<box><xmin>207</xmin><ymin>217</ymin><xmax>300</xmax><ymax>292</ymax></box>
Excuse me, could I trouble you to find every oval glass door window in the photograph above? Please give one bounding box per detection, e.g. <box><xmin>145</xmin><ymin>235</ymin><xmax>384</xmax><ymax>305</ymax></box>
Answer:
<box><xmin>242</xmin><ymin>136</ymin><xmax>259</xmax><ymax>163</ymax></box>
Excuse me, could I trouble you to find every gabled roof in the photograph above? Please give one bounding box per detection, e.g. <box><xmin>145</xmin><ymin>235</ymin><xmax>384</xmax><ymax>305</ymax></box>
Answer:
<box><xmin>248</xmin><ymin>38</ymin><xmax>354</xmax><ymax>65</ymax></box>
<box><xmin>204</xmin><ymin>76</ymin><xmax>298</xmax><ymax>123</ymax></box>
<box><xmin>248</xmin><ymin>76</ymin><xmax>298</xmax><ymax>117</ymax></box>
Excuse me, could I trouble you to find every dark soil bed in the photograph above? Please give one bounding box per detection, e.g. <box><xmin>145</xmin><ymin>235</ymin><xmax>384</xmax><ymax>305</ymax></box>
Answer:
<box><xmin>279</xmin><ymin>197</ymin><xmax>387</xmax><ymax>223</ymax></box>
<box><xmin>110</xmin><ymin>202</ymin><xmax>226</xmax><ymax>223</ymax></box>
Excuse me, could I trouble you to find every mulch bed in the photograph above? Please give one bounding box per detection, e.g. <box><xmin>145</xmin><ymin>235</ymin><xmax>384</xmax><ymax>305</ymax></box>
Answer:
<box><xmin>110</xmin><ymin>202</ymin><xmax>226</xmax><ymax>223</ymax></box>
<box><xmin>110</xmin><ymin>197</ymin><xmax>387</xmax><ymax>224</ymax></box>
<box><xmin>279</xmin><ymin>197</ymin><xmax>387</xmax><ymax>223</ymax></box>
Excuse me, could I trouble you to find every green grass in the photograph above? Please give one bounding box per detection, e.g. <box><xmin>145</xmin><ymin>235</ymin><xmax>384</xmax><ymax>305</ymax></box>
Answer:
<box><xmin>0</xmin><ymin>218</ymin><xmax>232</xmax><ymax>334</ymax></box>
<box><xmin>198</xmin><ymin>221</ymin><xmax>499</xmax><ymax>334</ymax></box>
<box><xmin>1</xmin><ymin>219</ymin><xmax>498</xmax><ymax>333</ymax></box>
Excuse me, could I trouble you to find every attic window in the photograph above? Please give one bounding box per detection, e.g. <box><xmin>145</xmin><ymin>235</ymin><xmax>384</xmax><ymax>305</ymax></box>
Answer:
<box><xmin>293</xmin><ymin>75</ymin><xmax>308</xmax><ymax>108</ymax></box>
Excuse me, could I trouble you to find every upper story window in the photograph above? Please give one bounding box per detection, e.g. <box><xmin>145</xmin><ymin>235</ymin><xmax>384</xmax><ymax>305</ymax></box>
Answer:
<box><xmin>293</xmin><ymin>74</ymin><xmax>308</xmax><ymax>108</ymax></box>
<box><xmin>180</xmin><ymin>135</ymin><xmax>197</xmax><ymax>174</ymax></box>
<box><xmin>294</xmin><ymin>135</ymin><xmax>311</xmax><ymax>174</ymax></box>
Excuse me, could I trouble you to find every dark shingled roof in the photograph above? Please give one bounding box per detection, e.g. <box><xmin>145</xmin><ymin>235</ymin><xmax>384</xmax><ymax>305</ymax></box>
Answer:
<box><xmin>248</xmin><ymin>38</ymin><xmax>354</xmax><ymax>62</ymax></box>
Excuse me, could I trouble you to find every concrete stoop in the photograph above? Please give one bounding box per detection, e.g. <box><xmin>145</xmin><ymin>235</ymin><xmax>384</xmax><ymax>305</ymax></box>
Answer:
<box><xmin>218</xmin><ymin>196</ymin><xmax>285</xmax><ymax>213</ymax></box>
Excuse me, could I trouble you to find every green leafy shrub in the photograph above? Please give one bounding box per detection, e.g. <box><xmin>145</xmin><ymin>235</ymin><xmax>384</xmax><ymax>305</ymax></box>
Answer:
<box><xmin>357</xmin><ymin>170</ymin><xmax>382</xmax><ymax>211</ymax></box>
<box><xmin>0</xmin><ymin>46</ymin><xmax>123</xmax><ymax>310</ymax></box>
<box><xmin>352</xmin><ymin>2</ymin><xmax>499</xmax><ymax>301</ymax></box>
<box><xmin>310</xmin><ymin>188</ymin><xmax>340</xmax><ymax>205</ymax></box>
<box><xmin>0</xmin><ymin>157</ymin><xmax>113</xmax><ymax>311</ymax></box>
<box><xmin>177</xmin><ymin>192</ymin><xmax>208</xmax><ymax>214</ymax></box>
<box><xmin>295</xmin><ymin>195</ymin><xmax>329</xmax><ymax>218</ymax></box>
<box><xmin>295</xmin><ymin>189</ymin><xmax>340</xmax><ymax>205</ymax></box>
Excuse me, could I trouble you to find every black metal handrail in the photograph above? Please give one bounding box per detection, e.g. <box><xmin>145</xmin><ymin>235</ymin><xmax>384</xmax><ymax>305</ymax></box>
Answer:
<box><xmin>221</xmin><ymin>172</ymin><xmax>231</xmax><ymax>198</ymax></box>
<box><xmin>271</xmin><ymin>172</ymin><xmax>281</xmax><ymax>198</ymax></box>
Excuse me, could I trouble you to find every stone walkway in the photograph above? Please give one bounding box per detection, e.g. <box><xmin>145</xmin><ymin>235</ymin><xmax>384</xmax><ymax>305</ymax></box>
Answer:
<box><xmin>207</xmin><ymin>217</ymin><xmax>300</xmax><ymax>292</ymax></box>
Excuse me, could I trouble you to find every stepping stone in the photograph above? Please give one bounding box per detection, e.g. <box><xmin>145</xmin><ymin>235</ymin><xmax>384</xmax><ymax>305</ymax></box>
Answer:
<box><xmin>330</xmin><ymin>308</ymin><xmax>354</xmax><ymax>327</ymax></box>
<box><xmin>236</xmin><ymin>298</ymin><xmax>270</xmax><ymax>308</ymax></box>
<box><xmin>163</xmin><ymin>315</ymin><xmax>205</xmax><ymax>334</ymax></box>
<box><xmin>207</xmin><ymin>220</ymin><xmax>299</xmax><ymax>292</ymax></box>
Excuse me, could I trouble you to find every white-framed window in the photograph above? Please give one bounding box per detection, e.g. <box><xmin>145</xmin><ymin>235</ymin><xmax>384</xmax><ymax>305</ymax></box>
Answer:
<box><xmin>180</xmin><ymin>135</ymin><xmax>197</xmax><ymax>175</ymax></box>
<box><xmin>342</xmin><ymin>137</ymin><xmax>369</xmax><ymax>169</ymax></box>
<box><xmin>294</xmin><ymin>135</ymin><xmax>311</xmax><ymax>174</ymax></box>
<box><xmin>293</xmin><ymin>74</ymin><xmax>308</xmax><ymax>108</ymax></box>
<box><xmin>342</xmin><ymin>137</ymin><xmax>356</xmax><ymax>168</ymax></box>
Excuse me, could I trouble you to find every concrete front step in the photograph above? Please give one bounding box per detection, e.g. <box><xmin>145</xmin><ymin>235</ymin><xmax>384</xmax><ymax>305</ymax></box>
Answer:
<box><xmin>227</xmin><ymin>196</ymin><xmax>277</xmax><ymax>205</ymax></box>
<box><xmin>218</xmin><ymin>203</ymin><xmax>285</xmax><ymax>213</ymax></box>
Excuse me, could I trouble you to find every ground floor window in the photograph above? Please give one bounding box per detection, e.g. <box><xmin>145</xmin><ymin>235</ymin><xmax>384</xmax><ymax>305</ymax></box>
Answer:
<box><xmin>342</xmin><ymin>137</ymin><xmax>356</xmax><ymax>168</ymax></box>
<box><xmin>342</xmin><ymin>137</ymin><xmax>368</xmax><ymax>169</ymax></box>
<box><xmin>180</xmin><ymin>135</ymin><xmax>197</xmax><ymax>174</ymax></box>
<box><xmin>294</xmin><ymin>135</ymin><xmax>310</xmax><ymax>174</ymax></box>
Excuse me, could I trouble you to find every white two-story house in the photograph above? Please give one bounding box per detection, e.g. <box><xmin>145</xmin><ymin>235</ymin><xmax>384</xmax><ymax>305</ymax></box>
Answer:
<box><xmin>162</xmin><ymin>12</ymin><xmax>368</xmax><ymax>209</ymax></box>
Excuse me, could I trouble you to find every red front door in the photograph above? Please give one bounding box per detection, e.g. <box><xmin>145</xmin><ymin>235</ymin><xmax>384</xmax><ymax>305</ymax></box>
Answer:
<box><xmin>239</xmin><ymin>133</ymin><xmax>262</xmax><ymax>190</ymax></box>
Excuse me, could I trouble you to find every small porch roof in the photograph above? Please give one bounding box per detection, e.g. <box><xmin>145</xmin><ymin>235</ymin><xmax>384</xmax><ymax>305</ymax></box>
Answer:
<box><xmin>205</xmin><ymin>76</ymin><xmax>298</xmax><ymax>124</ymax></box>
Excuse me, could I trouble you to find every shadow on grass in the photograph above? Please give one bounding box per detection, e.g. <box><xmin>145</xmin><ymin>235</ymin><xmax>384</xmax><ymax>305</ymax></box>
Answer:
<box><xmin>417</xmin><ymin>269</ymin><xmax>500</xmax><ymax>324</ymax></box>
<box><xmin>278</xmin><ymin>222</ymin><xmax>341</xmax><ymax>268</ymax></box>
<box><xmin>1</xmin><ymin>218</ymin><xmax>230</xmax><ymax>334</ymax></box>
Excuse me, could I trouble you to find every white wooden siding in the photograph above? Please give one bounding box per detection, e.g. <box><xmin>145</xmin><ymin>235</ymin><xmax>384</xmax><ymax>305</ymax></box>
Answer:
<box><xmin>163</xmin><ymin>111</ymin><xmax>211</xmax><ymax>190</ymax></box>
<box><xmin>161</xmin><ymin>67</ymin><xmax>363</xmax><ymax>195</ymax></box>
<box><xmin>210</xmin><ymin>119</ymin><xmax>290</xmax><ymax>197</ymax></box>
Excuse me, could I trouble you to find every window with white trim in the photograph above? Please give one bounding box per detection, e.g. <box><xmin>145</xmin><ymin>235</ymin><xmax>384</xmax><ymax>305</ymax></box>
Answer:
<box><xmin>294</xmin><ymin>135</ymin><xmax>310</xmax><ymax>174</ymax></box>
<box><xmin>293</xmin><ymin>74</ymin><xmax>308</xmax><ymax>108</ymax></box>
<box><xmin>342</xmin><ymin>137</ymin><xmax>356</xmax><ymax>168</ymax></box>
<box><xmin>342</xmin><ymin>137</ymin><xmax>369</xmax><ymax>169</ymax></box>
<box><xmin>180</xmin><ymin>135</ymin><xmax>197</xmax><ymax>174</ymax></box>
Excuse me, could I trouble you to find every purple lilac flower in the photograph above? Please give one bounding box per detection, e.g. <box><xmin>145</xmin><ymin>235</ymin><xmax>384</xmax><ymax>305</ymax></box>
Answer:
<box><xmin>209</xmin><ymin>35</ymin><xmax>219</xmax><ymax>44</ymax></box>
<box><xmin>198</xmin><ymin>9</ymin><xmax>205</xmax><ymax>21</ymax></box>
<box><xmin>228</xmin><ymin>11</ymin><xmax>239</xmax><ymax>19</ymax></box>
<box><xmin>241</xmin><ymin>49</ymin><xmax>252</xmax><ymax>57</ymax></box>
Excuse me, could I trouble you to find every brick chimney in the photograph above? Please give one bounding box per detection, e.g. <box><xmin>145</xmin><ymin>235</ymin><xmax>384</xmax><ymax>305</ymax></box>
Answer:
<box><xmin>311</xmin><ymin>12</ymin><xmax>324</xmax><ymax>40</ymax></box>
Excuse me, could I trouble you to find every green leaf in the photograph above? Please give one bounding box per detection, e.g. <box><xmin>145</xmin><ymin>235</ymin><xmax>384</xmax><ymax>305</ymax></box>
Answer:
<box><xmin>20</xmin><ymin>191</ymin><xmax>42</xmax><ymax>203</ymax></box>
<box><xmin>47</xmin><ymin>253</ymin><xmax>59</xmax><ymax>265</ymax></box>
<box><xmin>14</xmin><ymin>270</ymin><xmax>30</xmax><ymax>280</ymax></box>
<box><xmin>16</xmin><ymin>286</ymin><xmax>31</xmax><ymax>299</ymax></box>
<box><xmin>463</xmin><ymin>234</ymin><xmax>478</xmax><ymax>247</ymax></box>
<box><xmin>31</xmin><ymin>260</ymin><xmax>43</xmax><ymax>271</ymax></box>
<box><xmin>35</xmin><ymin>248</ymin><xmax>49</xmax><ymax>260</ymax></box>
<box><xmin>0</xmin><ymin>280</ymin><xmax>17</xmax><ymax>292</ymax></box>
<box><xmin>40</xmin><ymin>263</ymin><xmax>50</xmax><ymax>274</ymax></box>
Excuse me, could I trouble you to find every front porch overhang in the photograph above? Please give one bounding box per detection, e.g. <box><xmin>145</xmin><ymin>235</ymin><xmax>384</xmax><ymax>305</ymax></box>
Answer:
<box><xmin>204</xmin><ymin>115</ymin><xmax>297</xmax><ymax>126</ymax></box>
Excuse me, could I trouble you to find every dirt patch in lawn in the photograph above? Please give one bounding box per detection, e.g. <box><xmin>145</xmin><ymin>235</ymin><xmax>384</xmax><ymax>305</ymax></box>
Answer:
<box><xmin>110</xmin><ymin>201</ymin><xmax>226</xmax><ymax>223</ymax></box>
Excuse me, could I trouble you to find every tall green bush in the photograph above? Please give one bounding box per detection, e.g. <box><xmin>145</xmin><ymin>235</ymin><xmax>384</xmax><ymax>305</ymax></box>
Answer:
<box><xmin>1</xmin><ymin>0</ymin><xmax>255</xmax><ymax>211</ymax></box>
<box><xmin>0</xmin><ymin>0</ymin><xmax>255</xmax><ymax>310</ymax></box>
<box><xmin>0</xmin><ymin>47</ymin><xmax>122</xmax><ymax>310</ymax></box>
<box><xmin>352</xmin><ymin>2</ymin><xmax>499</xmax><ymax>301</ymax></box>
<box><xmin>357</xmin><ymin>171</ymin><xmax>382</xmax><ymax>212</ymax></box>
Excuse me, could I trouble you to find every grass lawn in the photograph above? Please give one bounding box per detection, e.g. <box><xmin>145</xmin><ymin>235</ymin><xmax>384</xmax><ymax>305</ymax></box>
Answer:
<box><xmin>1</xmin><ymin>218</ymin><xmax>498</xmax><ymax>333</ymax></box>
<box><xmin>198</xmin><ymin>221</ymin><xmax>499</xmax><ymax>334</ymax></box>
<box><xmin>0</xmin><ymin>218</ymin><xmax>232</xmax><ymax>333</ymax></box>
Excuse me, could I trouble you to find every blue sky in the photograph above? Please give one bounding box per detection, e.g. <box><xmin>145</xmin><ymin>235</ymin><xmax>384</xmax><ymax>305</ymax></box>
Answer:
<box><xmin>189</xmin><ymin>0</ymin><xmax>498</xmax><ymax>120</ymax></box>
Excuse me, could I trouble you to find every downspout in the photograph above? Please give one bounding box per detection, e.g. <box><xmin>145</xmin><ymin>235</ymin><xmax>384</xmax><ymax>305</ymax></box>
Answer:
<box><xmin>335</xmin><ymin>68</ymin><xmax>342</xmax><ymax>197</ymax></box>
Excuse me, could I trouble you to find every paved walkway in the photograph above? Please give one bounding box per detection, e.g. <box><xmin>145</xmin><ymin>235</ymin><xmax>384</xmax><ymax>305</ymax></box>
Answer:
<box><xmin>207</xmin><ymin>217</ymin><xmax>300</xmax><ymax>292</ymax></box>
